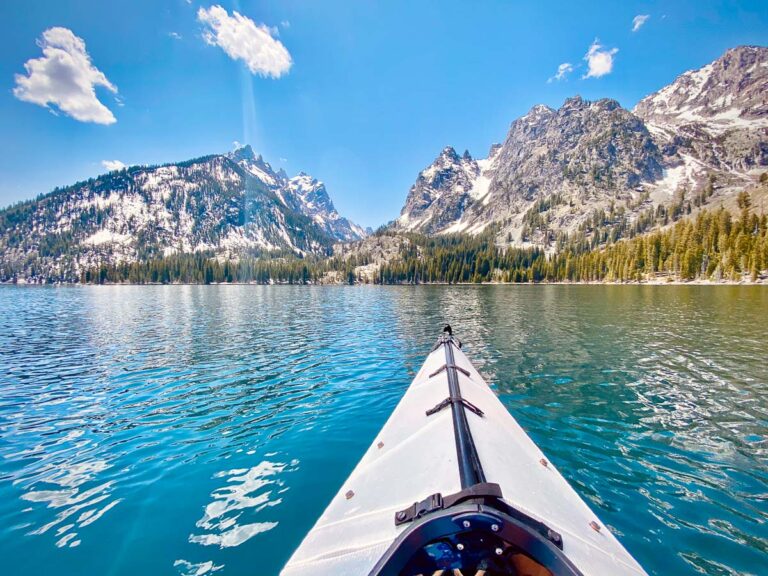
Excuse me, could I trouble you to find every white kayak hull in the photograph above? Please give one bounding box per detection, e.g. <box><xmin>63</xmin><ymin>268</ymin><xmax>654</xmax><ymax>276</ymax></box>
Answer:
<box><xmin>282</xmin><ymin>333</ymin><xmax>647</xmax><ymax>576</ymax></box>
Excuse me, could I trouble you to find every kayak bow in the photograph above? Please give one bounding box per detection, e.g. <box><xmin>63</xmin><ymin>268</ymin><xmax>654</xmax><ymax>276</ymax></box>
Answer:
<box><xmin>282</xmin><ymin>328</ymin><xmax>647</xmax><ymax>576</ymax></box>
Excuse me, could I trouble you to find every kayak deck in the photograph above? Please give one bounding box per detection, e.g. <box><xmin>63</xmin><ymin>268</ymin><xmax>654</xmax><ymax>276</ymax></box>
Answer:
<box><xmin>281</xmin><ymin>332</ymin><xmax>646</xmax><ymax>575</ymax></box>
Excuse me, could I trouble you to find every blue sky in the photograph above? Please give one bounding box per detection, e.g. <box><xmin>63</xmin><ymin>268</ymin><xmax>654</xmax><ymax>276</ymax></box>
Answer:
<box><xmin>1</xmin><ymin>1</ymin><xmax>767</xmax><ymax>227</ymax></box>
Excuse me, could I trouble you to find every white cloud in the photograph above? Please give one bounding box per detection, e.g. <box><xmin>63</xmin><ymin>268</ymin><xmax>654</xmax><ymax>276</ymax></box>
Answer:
<box><xmin>13</xmin><ymin>27</ymin><xmax>117</xmax><ymax>124</ymax></box>
<box><xmin>583</xmin><ymin>39</ymin><xmax>618</xmax><ymax>79</ymax></box>
<box><xmin>102</xmin><ymin>160</ymin><xmax>127</xmax><ymax>171</ymax></box>
<box><xmin>548</xmin><ymin>62</ymin><xmax>574</xmax><ymax>83</ymax></box>
<box><xmin>280</xmin><ymin>21</ymin><xmax>290</xmax><ymax>29</ymax></box>
<box><xmin>169</xmin><ymin>31</ymin><xmax>182</xmax><ymax>40</ymax></box>
<box><xmin>632</xmin><ymin>14</ymin><xmax>650</xmax><ymax>32</ymax></box>
<box><xmin>197</xmin><ymin>5</ymin><xmax>292</xmax><ymax>78</ymax></box>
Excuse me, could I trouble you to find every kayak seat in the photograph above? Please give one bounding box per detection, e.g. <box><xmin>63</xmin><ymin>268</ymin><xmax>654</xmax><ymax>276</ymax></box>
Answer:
<box><xmin>369</xmin><ymin>503</ymin><xmax>582</xmax><ymax>576</ymax></box>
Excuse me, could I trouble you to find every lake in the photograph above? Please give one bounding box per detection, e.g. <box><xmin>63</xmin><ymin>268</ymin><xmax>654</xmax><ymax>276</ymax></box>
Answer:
<box><xmin>0</xmin><ymin>285</ymin><xmax>766</xmax><ymax>575</ymax></box>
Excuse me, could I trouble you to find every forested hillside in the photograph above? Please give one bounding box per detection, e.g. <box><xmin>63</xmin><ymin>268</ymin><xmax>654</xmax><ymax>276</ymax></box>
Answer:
<box><xmin>376</xmin><ymin>194</ymin><xmax>767</xmax><ymax>283</ymax></box>
<box><xmin>74</xmin><ymin>190</ymin><xmax>767</xmax><ymax>285</ymax></box>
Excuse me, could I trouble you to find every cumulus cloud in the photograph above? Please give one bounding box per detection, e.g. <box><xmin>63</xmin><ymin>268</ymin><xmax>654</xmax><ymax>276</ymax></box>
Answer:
<box><xmin>169</xmin><ymin>31</ymin><xmax>182</xmax><ymax>40</ymax></box>
<box><xmin>197</xmin><ymin>5</ymin><xmax>292</xmax><ymax>78</ymax></box>
<box><xmin>583</xmin><ymin>39</ymin><xmax>618</xmax><ymax>79</ymax></box>
<box><xmin>632</xmin><ymin>14</ymin><xmax>650</xmax><ymax>32</ymax></box>
<box><xmin>548</xmin><ymin>62</ymin><xmax>574</xmax><ymax>83</ymax></box>
<box><xmin>102</xmin><ymin>160</ymin><xmax>127</xmax><ymax>171</ymax></box>
<box><xmin>13</xmin><ymin>27</ymin><xmax>117</xmax><ymax>124</ymax></box>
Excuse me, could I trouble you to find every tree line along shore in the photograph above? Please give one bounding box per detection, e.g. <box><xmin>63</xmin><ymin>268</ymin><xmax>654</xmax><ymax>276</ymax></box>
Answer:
<box><xmin>57</xmin><ymin>198</ymin><xmax>765</xmax><ymax>286</ymax></box>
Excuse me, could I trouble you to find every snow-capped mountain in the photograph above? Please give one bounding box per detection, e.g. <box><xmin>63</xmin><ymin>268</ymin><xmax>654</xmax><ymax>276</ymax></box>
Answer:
<box><xmin>633</xmin><ymin>45</ymin><xmax>767</xmax><ymax>186</ymax></box>
<box><xmin>394</xmin><ymin>45</ymin><xmax>768</xmax><ymax>245</ymax></box>
<box><xmin>0</xmin><ymin>146</ymin><xmax>365</xmax><ymax>281</ymax></box>
<box><xmin>397</xmin><ymin>146</ymin><xmax>496</xmax><ymax>234</ymax></box>
<box><xmin>633</xmin><ymin>46</ymin><xmax>768</xmax><ymax>136</ymax></box>
<box><xmin>284</xmin><ymin>173</ymin><xmax>367</xmax><ymax>241</ymax></box>
<box><xmin>229</xmin><ymin>146</ymin><xmax>366</xmax><ymax>242</ymax></box>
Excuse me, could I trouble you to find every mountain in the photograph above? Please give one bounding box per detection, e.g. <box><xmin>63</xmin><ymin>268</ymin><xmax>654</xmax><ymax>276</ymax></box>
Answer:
<box><xmin>0</xmin><ymin>146</ymin><xmax>365</xmax><ymax>281</ymax></box>
<box><xmin>633</xmin><ymin>46</ymin><xmax>768</xmax><ymax>136</ymax></box>
<box><xmin>394</xmin><ymin>46</ymin><xmax>768</xmax><ymax>246</ymax></box>
<box><xmin>397</xmin><ymin>146</ymin><xmax>490</xmax><ymax>235</ymax></box>
<box><xmin>230</xmin><ymin>146</ymin><xmax>366</xmax><ymax>242</ymax></box>
<box><xmin>633</xmin><ymin>45</ymin><xmax>768</xmax><ymax>183</ymax></box>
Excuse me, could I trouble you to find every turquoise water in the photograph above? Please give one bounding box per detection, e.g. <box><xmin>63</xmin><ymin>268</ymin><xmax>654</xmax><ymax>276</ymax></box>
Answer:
<box><xmin>0</xmin><ymin>285</ymin><xmax>766</xmax><ymax>575</ymax></box>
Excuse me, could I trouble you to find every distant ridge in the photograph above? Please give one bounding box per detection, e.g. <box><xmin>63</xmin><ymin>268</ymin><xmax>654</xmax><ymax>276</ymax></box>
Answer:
<box><xmin>393</xmin><ymin>45</ymin><xmax>768</xmax><ymax>246</ymax></box>
<box><xmin>0</xmin><ymin>145</ymin><xmax>365</xmax><ymax>281</ymax></box>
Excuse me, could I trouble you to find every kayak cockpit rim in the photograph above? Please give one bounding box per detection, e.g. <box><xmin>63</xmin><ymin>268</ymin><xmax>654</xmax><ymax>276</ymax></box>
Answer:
<box><xmin>369</xmin><ymin>502</ymin><xmax>584</xmax><ymax>576</ymax></box>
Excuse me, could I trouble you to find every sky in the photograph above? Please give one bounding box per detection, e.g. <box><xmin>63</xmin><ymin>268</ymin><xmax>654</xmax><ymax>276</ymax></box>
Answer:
<box><xmin>1</xmin><ymin>1</ymin><xmax>767</xmax><ymax>228</ymax></box>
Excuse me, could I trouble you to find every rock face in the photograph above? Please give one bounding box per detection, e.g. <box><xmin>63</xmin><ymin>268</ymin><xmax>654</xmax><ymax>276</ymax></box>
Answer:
<box><xmin>231</xmin><ymin>146</ymin><xmax>366</xmax><ymax>242</ymax></box>
<box><xmin>397</xmin><ymin>147</ymin><xmax>484</xmax><ymax>234</ymax></box>
<box><xmin>283</xmin><ymin>173</ymin><xmax>367</xmax><ymax>242</ymax></box>
<box><xmin>633</xmin><ymin>45</ymin><xmax>768</xmax><ymax>180</ymax></box>
<box><xmin>0</xmin><ymin>146</ymin><xmax>365</xmax><ymax>281</ymax></box>
<box><xmin>395</xmin><ymin>45</ymin><xmax>768</xmax><ymax>244</ymax></box>
<box><xmin>633</xmin><ymin>46</ymin><xmax>768</xmax><ymax>136</ymax></box>
<box><xmin>474</xmin><ymin>97</ymin><xmax>663</xmax><ymax>236</ymax></box>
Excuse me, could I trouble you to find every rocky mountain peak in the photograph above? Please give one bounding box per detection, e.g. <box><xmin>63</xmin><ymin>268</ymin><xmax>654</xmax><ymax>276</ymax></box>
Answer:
<box><xmin>488</xmin><ymin>95</ymin><xmax>662</xmax><ymax>206</ymax></box>
<box><xmin>633</xmin><ymin>45</ymin><xmax>768</xmax><ymax>135</ymax></box>
<box><xmin>561</xmin><ymin>96</ymin><xmax>584</xmax><ymax>110</ymax></box>
<box><xmin>288</xmin><ymin>174</ymin><xmax>333</xmax><ymax>210</ymax></box>
<box><xmin>395</xmin><ymin>144</ymin><xmax>483</xmax><ymax>234</ymax></box>
<box><xmin>438</xmin><ymin>146</ymin><xmax>461</xmax><ymax>162</ymax></box>
<box><xmin>721</xmin><ymin>45</ymin><xmax>766</xmax><ymax>68</ymax></box>
<box><xmin>393</xmin><ymin>45</ymin><xmax>767</xmax><ymax>247</ymax></box>
<box><xmin>518</xmin><ymin>104</ymin><xmax>555</xmax><ymax>124</ymax></box>
<box><xmin>228</xmin><ymin>144</ymin><xmax>256</xmax><ymax>163</ymax></box>
<box><xmin>227</xmin><ymin>145</ymin><xmax>282</xmax><ymax>188</ymax></box>
<box><xmin>510</xmin><ymin>104</ymin><xmax>555</xmax><ymax>139</ymax></box>
<box><xmin>529</xmin><ymin>103</ymin><xmax>555</xmax><ymax>114</ymax></box>
<box><xmin>220</xmin><ymin>151</ymin><xmax>364</xmax><ymax>241</ymax></box>
<box><xmin>594</xmin><ymin>98</ymin><xmax>621</xmax><ymax>112</ymax></box>
<box><xmin>282</xmin><ymin>174</ymin><xmax>367</xmax><ymax>242</ymax></box>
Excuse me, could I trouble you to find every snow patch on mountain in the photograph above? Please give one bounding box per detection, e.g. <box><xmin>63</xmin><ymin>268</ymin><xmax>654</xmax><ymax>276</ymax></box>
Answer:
<box><xmin>469</xmin><ymin>145</ymin><xmax>502</xmax><ymax>204</ymax></box>
<box><xmin>85</xmin><ymin>230</ymin><xmax>132</xmax><ymax>246</ymax></box>
<box><xmin>649</xmin><ymin>154</ymin><xmax>710</xmax><ymax>199</ymax></box>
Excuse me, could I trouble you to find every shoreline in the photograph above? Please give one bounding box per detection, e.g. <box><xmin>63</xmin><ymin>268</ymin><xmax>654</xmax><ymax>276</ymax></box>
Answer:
<box><xmin>4</xmin><ymin>278</ymin><xmax>766</xmax><ymax>287</ymax></box>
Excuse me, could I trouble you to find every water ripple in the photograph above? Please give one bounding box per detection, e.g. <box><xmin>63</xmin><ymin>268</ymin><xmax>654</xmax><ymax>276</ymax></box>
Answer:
<box><xmin>0</xmin><ymin>285</ymin><xmax>766</xmax><ymax>575</ymax></box>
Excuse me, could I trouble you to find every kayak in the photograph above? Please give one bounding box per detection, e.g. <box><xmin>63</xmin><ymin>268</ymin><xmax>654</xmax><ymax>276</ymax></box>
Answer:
<box><xmin>281</xmin><ymin>327</ymin><xmax>647</xmax><ymax>575</ymax></box>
